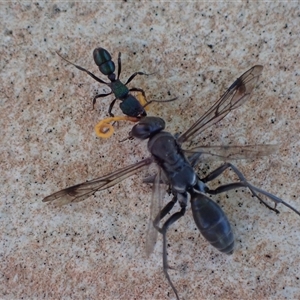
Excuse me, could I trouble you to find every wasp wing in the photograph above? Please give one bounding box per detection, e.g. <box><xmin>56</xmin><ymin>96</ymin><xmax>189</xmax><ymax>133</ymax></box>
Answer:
<box><xmin>42</xmin><ymin>157</ymin><xmax>153</xmax><ymax>206</ymax></box>
<box><xmin>184</xmin><ymin>144</ymin><xmax>278</xmax><ymax>167</ymax></box>
<box><xmin>145</xmin><ymin>167</ymin><xmax>166</xmax><ymax>257</ymax></box>
<box><xmin>177</xmin><ymin>65</ymin><xmax>263</xmax><ymax>145</ymax></box>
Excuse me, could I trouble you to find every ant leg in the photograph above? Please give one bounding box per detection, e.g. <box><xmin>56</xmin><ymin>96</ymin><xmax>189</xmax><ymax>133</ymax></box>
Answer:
<box><xmin>143</xmin><ymin>96</ymin><xmax>178</xmax><ymax>109</ymax></box>
<box><xmin>129</xmin><ymin>87</ymin><xmax>148</xmax><ymax>104</ymax></box>
<box><xmin>129</xmin><ymin>87</ymin><xmax>147</xmax><ymax>96</ymax></box>
<box><xmin>129</xmin><ymin>87</ymin><xmax>178</xmax><ymax>109</ymax></box>
<box><xmin>56</xmin><ymin>52</ymin><xmax>109</xmax><ymax>85</ymax></box>
<box><xmin>108</xmin><ymin>98</ymin><xmax>118</xmax><ymax>117</ymax></box>
<box><xmin>124</xmin><ymin>71</ymin><xmax>154</xmax><ymax>85</ymax></box>
<box><xmin>201</xmin><ymin>163</ymin><xmax>300</xmax><ymax>216</ymax></box>
<box><xmin>92</xmin><ymin>92</ymin><xmax>112</xmax><ymax>110</ymax></box>
<box><xmin>117</xmin><ymin>52</ymin><xmax>122</xmax><ymax>79</ymax></box>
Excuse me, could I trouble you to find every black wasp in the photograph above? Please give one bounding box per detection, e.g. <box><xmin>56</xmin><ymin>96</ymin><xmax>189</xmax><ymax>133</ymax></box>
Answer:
<box><xmin>57</xmin><ymin>47</ymin><xmax>176</xmax><ymax>138</ymax></box>
<box><xmin>43</xmin><ymin>65</ymin><xmax>300</xmax><ymax>299</ymax></box>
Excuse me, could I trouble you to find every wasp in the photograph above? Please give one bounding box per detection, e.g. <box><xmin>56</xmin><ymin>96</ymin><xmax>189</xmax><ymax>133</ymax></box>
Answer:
<box><xmin>43</xmin><ymin>65</ymin><xmax>300</xmax><ymax>299</ymax></box>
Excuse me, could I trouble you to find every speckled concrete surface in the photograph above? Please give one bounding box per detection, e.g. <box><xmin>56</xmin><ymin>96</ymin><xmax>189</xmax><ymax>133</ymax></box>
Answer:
<box><xmin>1</xmin><ymin>2</ymin><xmax>300</xmax><ymax>300</ymax></box>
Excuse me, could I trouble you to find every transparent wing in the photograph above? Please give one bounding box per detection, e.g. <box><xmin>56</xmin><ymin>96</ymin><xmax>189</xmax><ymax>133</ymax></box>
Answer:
<box><xmin>42</xmin><ymin>157</ymin><xmax>153</xmax><ymax>206</ymax></box>
<box><xmin>145</xmin><ymin>167</ymin><xmax>166</xmax><ymax>257</ymax></box>
<box><xmin>184</xmin><ymin>144</ymin><xmax>278</xmax><ymax>167</ymax></box>
<box><xmin>177</xmin><ymin>65</ymin><xmax>263</xmax><ymax>145</ymax></box>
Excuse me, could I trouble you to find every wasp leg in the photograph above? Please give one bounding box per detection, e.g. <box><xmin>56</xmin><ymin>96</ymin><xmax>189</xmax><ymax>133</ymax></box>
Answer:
<box><xmin>153</xmin><ymin>195</ymin><xmax>187</xmax><ymax>300</ymax></box>
<box><xmin>202</xmin><ymin>163</ymin><xmax>300</xmax><ymax>216</ymax></box>
<box><xmin>153</xmin><ymin>196</ymin><xmax>177</xmax><ymax>226</ymax></box>
<box><xmin>206</xmin><ymin>181</ymin><xmax>279</xmax><ymax>213</ymax></box>
<box><xmin>187</xmin><ymin>152</ymin><xmax>203</xmax><ymax>168</ymax></box>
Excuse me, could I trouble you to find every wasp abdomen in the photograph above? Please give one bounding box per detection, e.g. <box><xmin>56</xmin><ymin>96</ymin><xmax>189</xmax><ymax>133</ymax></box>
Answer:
<box><xmin>191</xmin><ymin>193</ymin><xmax>234</xmax><ymax>254</ymax></box>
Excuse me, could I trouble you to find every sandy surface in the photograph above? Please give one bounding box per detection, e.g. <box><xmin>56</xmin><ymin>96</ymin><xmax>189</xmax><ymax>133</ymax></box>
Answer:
<box><xmin>1</xmin><ymin>2</ymin><xmax>300</xmax><ymax>300</ymax></box>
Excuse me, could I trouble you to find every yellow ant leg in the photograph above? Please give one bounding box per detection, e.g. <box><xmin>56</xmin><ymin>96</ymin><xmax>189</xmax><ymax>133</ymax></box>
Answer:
<box><xmin>136</xmin><ymin>92</ymin><xmax>150</xmax><ymax>111</ymax></box>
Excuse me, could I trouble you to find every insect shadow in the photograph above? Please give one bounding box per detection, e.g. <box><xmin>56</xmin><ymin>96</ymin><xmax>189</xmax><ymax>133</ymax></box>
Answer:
<box><xmin>43</xmin><ymin>65</ymin><xmax>300</xmax><ymax>299</ymax></box>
